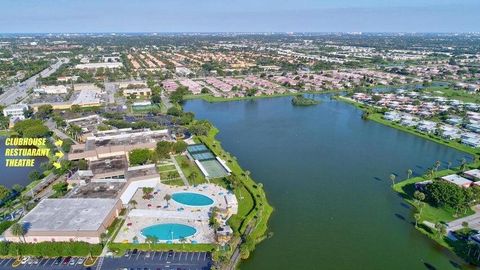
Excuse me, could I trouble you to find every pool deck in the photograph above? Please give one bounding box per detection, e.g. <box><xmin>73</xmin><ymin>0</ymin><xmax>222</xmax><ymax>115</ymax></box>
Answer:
<box><xmin>114</xmin><ymin>183</ymin><xmax>238</xmax><ymax>244</ymax></box>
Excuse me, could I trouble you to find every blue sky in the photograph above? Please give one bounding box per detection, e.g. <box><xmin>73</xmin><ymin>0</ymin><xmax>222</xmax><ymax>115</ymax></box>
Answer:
<box><xmin>0</xmin><ymin>0</ymin><xmax>478</xmax><ymax>33</ymax></box>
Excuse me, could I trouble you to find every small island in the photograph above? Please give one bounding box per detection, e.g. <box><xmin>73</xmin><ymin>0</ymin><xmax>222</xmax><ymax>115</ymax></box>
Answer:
<box><xmin>291</xmin><ymin>95</ymin><xmax>320</xmax><ymax>106</ymax></box>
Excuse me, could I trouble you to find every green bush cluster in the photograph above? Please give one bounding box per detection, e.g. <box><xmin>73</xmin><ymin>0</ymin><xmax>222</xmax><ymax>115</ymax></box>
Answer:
<box><xmin>0</xmin><ymin>242</ymin><xmax>102</xmax><ymax>257</ymax></box>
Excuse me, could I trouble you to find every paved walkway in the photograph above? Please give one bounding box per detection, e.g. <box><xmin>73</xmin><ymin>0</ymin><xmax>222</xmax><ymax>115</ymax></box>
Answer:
<box><xmin>46</xmin><ymin>120</ymin><xmax>79</xmax><ymax>144</ymax></box>
<box><xmin>447</xmin><ymin>205</ymin><xmax>480</xmax><ymax>232</ymax></box>
<box><xmin>170</xmin><ymin>156</ymin><xmax>189</xmax><ymax>186</ymax></box>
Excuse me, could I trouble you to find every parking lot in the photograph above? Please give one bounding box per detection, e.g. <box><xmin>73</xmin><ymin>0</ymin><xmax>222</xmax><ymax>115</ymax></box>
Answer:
<box><xmin>101</xmin><ymin>250</ymin><xmax>212</xmax><ymax>270</ymax></box>
<box><xmin>0</xmin><ymin>257</ymin><xmax>94</xmax><ymax>270</ymax></box>
<box><xmin>0</xmin><ymin>251</ymin><xmax>212</xmax><ymax>270</ymax></box>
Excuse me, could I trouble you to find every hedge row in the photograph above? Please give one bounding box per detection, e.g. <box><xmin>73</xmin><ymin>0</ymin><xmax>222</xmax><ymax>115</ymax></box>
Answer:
<box><xmin>0</xmin><ymin>242</ymin><xmax>102</xmax><ymax>257</ymax></box>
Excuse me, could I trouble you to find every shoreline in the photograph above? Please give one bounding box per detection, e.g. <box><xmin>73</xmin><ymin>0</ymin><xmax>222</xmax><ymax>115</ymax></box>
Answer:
<box><xmin>335</xmin><ymin>96</ymin><xmax>478</xmax><ymax>157</ymax></box>
<box><xmin>195</xmin><ymin>127</ymin><xmax>274</xmax><ymax>268</ymax></box>
<box><xmin>336</xmin><ymin>95</ymin><xmax>480</xmax><ymax>267</ymax></box>
<box><xmin>183</xmin><ymin>89</ymin><xmax>345</xmax><ymax>103</ymax></box>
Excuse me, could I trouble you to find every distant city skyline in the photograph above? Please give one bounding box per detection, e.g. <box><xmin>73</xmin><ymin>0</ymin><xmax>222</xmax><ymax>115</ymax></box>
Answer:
<box><xmin>1</xmin><ymin>0</ymin><xmax>479</xmax><ymax>33</ymax></box>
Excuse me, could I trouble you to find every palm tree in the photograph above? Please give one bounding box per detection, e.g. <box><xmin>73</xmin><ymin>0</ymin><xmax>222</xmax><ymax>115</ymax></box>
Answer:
<box><xmin>414</xmin><ymin>191</ymin><xmax>425</xmax><ymax>202</ymax></box>
<box><xmin>129</xmin><ymin>199</ymin><xmax>138</xmax><ymax>209</ymax></box>
<box><xmin>19</xmin><ymin>196</ymin><xmax>31</xmax><ymax>216</ymax></box>
<box><xmin>179</xmin><ymin>237</ymin><xmax>187</xmax><ymax>248</ymax></box>
<box><xmin>145</xmin><ymin>235</ymin><xmax>158</xmax><ymax>249</ymax></box>
<box><xmin>434</xmin><ymin>222</ymin><xmax>446</xmax><ymax>237</ymax></box>
<box><xmin>418</xmin><ymin>201</ymin><xmax>425</xmax><ymax>214</ymax></box>
<box><xmin>425</xmin><ymin>168</ymin><xmax>435</xmax><ymax>180</ymax></box>
<box><xmin>188</xmin><ymin>171</ymin><xmax>198</xmax><ymax>183</ymax></box>
<box><xmin>389</xmin><ymin>174</ymin><xmax>396</xmax><ymax>186</ymax></box>
<box><xmin>100</xmin><ymin>232</ymin><xmax>108</xmax><ymax>247</ymax></box>
<box><xmin>164</xmin><ymin>194</ymin><xmax>172</xmax><ymax>207</ymax></box>
<box><xmin>414</xmin><ymin>213</ymin><xmax>421</xmax><ymax>228</ymax></box>
<box><xmin>10</xmin><ymin>223</ymin><xmax>25</xmax><ymax>243</ymax></box>
<box><xmin>142</xmin><ymin>187</ymin><xmax>154</xmax><ymax>200</ymax></box>
<box><xmin>407</xmin><ymin>169</ymin><xmax>413</xmax><ymax>179</ymax></box>
<box><xmin>5</xmin><ymin>202</ymin><xmax>15</xmax><ymax>221</ymax></box>
<box><xmin>460</xmin><ymin>158</ymin><xmax>467</xmax><ymax>171</ymax></box>
<box><xmin>434</xmin><ymin>160</ymin><xmax>441</xmax><ymax>176</ymax></box>
<box><xmin>447</xmin><ymin>161</ymin><xmax>452</xmax><ymax>170</ymax></box>
<box><xmin>128</xmin><ymin>199</ymin><xmax>138</xmax><ymax>215</ymax></box>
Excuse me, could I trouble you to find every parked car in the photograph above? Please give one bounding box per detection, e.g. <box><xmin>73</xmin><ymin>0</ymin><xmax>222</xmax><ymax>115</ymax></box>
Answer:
<box><xmin>62</xmin><ymin>256</ymin><xmax>71</xmax><ymax>265</ymax></box>
<box><xmin>69</xmin><ymin>258</ymin><xmax>77</xmax><ymax>265</ymax></box>
<box><xmin>54</xmin><ymin>257</ymin><xmax>63</xmax><ymax>265</ymax></box>
<box><xmin>20</xmin><ymin>257</ymin><xmax>30</xmax><ymax>265</ymax></box>
<box><xmin>77</xmin><ymin>258</ymin><xmax>85</xmax><ymax>265</ymax></box>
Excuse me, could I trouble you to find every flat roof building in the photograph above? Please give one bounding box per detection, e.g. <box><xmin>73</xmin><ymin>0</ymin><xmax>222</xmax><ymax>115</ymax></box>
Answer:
<box><xmin>3</xmin><ymin>104</ymin><xmax>28</xmax><ymax>120</ymax></box>
<box><xmin>75</xmin><ymin>62</ymin><xmax>123</xmax><ymax>69</ymax></box>
<box><xmin>68</xmin><ymin>128</ymin><xmax>172</xmax><ymax>161</ymax></box>
<box><xmin>463</xmin><ymin>169</ymin><xmax>480</xmax><ymax>181</ymax></box>
<box><xmin>34</xmin><ymin>85</ymin><xmax>68</xmax><ymax>95</ymax></box>
<box><xmin>441</xmin><ymin>174</ymin><xmax>473</xmax><ymax>188</ymax></box>
<box><xmin>4</xmin><ymin>198</ymin><xmax>122</xmax><ymax>244</ymax></box>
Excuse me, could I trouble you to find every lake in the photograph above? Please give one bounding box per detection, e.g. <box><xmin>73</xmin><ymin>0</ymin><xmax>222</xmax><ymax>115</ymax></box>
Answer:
<box><xmin>184</xmin><ymin>94</ymin><xmax>473</xmax><ymax>270</ymax></box>
<box><xmin>0</xmin><ymin>136</ymin><xmax>47</xmax><ymax>188</ymax></box>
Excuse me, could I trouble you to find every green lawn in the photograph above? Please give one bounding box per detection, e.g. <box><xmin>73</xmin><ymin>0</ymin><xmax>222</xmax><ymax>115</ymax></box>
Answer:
<box><xmin>394</xmin><ymin>164</ymin><xmax>479</xmax><ymax>224</ymax></box>
<box><xmin>424</xmin><ymin>86</ymin><xmax>480</xmax><ymax>103</ymax></box>
<box><xmin>161</xmin><ymin>178</ymin><xmax>185</xmax><ymax>186</ymax></box>
<box><xmin>131</xmin><ymin>103</ymin><xmax>163</xmax><ymax>113</ymax></box>
<box><xmin>159</xmin><ymin>171</ymin><xmax>180</xmax><ymax>181</ymax></box>
<box><xmin>0</xmin><ymin>130</ymin><xmax>13</xmax><ymax>136</ymax></box>
<box><xmin>174</xmin><ymin>155</ymin><xmax>208</xmax><ymax>186</ymax></box>
<box><xmin>157</xmin><ymin>164</ymin><xmax>176</xmax><ymax>172</ymax></box>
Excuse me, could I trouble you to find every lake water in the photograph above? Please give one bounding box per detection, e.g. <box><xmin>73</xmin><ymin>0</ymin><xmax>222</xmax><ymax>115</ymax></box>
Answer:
<box><xmin>0</xmin><ymin>137</ymin><xmax>47</xmax><ymax>188</ymax></box>
<box><xmin>184</xmin><ymin>94</ymin><xmax>474</xmax><ymax>270</ymax></box>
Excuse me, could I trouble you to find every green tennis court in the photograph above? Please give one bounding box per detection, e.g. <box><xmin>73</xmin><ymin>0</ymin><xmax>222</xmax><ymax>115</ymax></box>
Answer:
<box><xmin>199</xmin><ymin>159</ymin><xmax>229</xmax><ymax>179</ymax></box>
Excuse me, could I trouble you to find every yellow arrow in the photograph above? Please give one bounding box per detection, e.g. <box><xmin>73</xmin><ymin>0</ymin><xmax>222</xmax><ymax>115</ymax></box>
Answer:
<box><xmin>53</xmin><ymin>162</ymin><xmax>62</xmax><ymax>169</ymax></box>
<box><xmin>54</xmin><ymin>139</ymin><xmax>63</xmax><ymax>147</ymax></box>
<box><xmin>55</xmin><ymin>152</ymin><xmax>64</xmax><ymax>158</ymax></box>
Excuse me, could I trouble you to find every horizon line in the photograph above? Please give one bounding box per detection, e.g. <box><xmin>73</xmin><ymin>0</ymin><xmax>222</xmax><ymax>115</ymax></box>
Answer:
<box><xmin>1</xmin><ymin>31</ymin><xmax>480</xmax><ymax>35</ymax></box>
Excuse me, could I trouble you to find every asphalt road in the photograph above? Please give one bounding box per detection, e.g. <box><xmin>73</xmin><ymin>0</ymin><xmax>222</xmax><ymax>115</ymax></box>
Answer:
<box><xmin>0</xmin><ymin>58</ymin><xmax>69</xmax><ymax>106</ymax></box>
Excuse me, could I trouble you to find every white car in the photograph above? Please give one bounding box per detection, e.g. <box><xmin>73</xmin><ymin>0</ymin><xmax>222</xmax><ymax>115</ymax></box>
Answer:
<box><xmin>20</xmin><ymin>257</ymin><xmax>30</xmax><ymax>265</ymax></box>
<box><xmin>77</xmin><ymin>258</ymin><xmax>85</xmax><ymax>265</ymax></box>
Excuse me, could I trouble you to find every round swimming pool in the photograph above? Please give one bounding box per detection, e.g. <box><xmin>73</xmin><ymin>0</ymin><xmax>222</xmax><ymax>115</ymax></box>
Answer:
<box><xmin>141</xmin><ymin>223</ymin><xmax>196</xmax><ymax>241</ymax></box>
<box><xmin>172</xmin><ymin>192</ymin><xmax>214</xmax><ymax>206</ymax></box>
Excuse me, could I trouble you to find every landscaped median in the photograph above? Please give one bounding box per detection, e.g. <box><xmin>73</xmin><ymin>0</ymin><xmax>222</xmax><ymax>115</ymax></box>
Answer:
<box><xmin>0</xmin><ymin>242</ymin><xmax>103</xmax><ymax>257</ymax></box>
<box><xmin>83</xmin><ymin>256</ymin><xmax>98</xmax><ymax>267</ymax></box>
<box><xmin>109</xmin><ymin>243</ymin><xmax>216</xmax><ymax>256</ymax></box>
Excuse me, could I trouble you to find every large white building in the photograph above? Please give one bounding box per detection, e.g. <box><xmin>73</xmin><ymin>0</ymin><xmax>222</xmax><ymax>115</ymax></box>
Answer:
<box><xmin>33</xmin><ymin>85</ymin><xmax>68</xmax><ymax>95</ymax></box>
<box><xmin>4</xmin><ymin>198</ymin><xmax>122</xmax><ymax>244</ymax></box>
<box><xmin>75</xmin><ymin>62</ymin><xmax>123</xmax><ymax>70</ymax></box>
<box><xmin>2</xmin><ymin>104</ymin><xmax>29</xmax><ymax>120</ymax></box>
